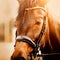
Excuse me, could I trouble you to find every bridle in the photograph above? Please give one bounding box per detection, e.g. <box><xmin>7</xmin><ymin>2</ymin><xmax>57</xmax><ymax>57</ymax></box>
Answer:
<box><xmin>14</xmin><ymin>6</ymin><xmax>60</xmax><ymax>60</ymax></box>
<box><xmin>15</xmin><ymin>6</ymin><xmax>47</xmax><ymax>60</ymax></box>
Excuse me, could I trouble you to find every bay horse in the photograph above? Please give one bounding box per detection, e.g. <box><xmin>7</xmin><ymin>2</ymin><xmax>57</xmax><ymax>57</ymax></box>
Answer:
<box><xmin>11</xmin><ymin>0</ymin><xmax>60</xmax><ymax>60</ymax></box>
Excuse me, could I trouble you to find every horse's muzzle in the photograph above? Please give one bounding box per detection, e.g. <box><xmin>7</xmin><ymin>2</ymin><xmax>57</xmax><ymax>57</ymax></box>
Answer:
<box><xmin>19</xmin><ymin>57</ymin><xmax>26</xmax><ymax>60</ymax></box>
<box><xmin>11</xmin><ymin>56</ymin><xmax>26</xmax><ymax>60</ymax></box>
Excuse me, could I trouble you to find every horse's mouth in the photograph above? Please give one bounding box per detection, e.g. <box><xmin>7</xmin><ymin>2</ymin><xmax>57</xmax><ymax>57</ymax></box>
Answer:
<box><xmin>19</xmin><ymin>57</ymin><xmax>26</xmax><ymax>60</ymax></box>
<box><xmin>11</xmin><ymin>56</ymin><xmax>26</xmax><ymax>60</ymax></box>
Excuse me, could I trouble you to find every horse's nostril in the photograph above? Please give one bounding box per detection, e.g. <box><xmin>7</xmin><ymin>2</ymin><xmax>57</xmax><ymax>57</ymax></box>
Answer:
<box><xmin>20</xmin><ymin>57</ymin><xmax>26</xmax><ymax>60</ymax></box>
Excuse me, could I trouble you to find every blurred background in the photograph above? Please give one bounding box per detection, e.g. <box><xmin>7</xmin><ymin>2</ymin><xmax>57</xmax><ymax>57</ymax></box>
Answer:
<box><xmin>0</xmin><ymin>0</ymin><xmax>60</xmax><ymax>60</ymax></box>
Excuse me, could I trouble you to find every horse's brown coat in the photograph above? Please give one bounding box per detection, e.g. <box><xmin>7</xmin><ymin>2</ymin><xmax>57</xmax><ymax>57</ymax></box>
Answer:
<box><xmin>11</xmin><ymin>0</ymin><xmax>60</xmax><ymax>60</ymax></box>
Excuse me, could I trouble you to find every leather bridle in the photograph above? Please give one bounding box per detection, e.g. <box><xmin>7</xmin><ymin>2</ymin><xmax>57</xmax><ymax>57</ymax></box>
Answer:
<box><xmin>14</xmin><ymin>6</ymin><xmax>60</xmax><ymax>60</ymax></box>
<box><xmin>14</xmin><ymin>6</ymin><xmax>47</xmax><ymax>60</ymax></box>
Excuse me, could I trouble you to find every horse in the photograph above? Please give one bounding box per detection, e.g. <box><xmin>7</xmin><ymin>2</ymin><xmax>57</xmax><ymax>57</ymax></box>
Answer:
<box><xmin>11</xmin><ymin>0</ymin><xmax>60</xmax><ymax>60</ymax></box>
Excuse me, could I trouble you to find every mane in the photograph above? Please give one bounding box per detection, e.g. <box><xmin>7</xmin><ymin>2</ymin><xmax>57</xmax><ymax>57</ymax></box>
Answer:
<box><xmin>47</xmin><ymin>12</ymin><xmax>60</xmax><ymax>51</ymax></box>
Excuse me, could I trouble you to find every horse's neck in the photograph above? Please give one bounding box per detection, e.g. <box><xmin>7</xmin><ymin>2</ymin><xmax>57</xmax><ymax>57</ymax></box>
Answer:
<box><xmin>48</xmin><ymin>12</ymin><xmax>60</xmax><ymax>40</ymax></box>
<box><xmin>41</xmin><ymin>12</ymin><xmax>60</xmax><ymax>52</ymax></box>
<box><xmin>48</xmin><ymin>12</ymin><xmax>60</xmax><ymax>51</ymax></box>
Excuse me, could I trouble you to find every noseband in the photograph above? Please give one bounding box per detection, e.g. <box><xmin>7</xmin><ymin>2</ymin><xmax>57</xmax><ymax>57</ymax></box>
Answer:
<box><xmin>15</xmin><ymin>6</ymin><xmax>47</xmax><ymax>60</ymax></box>
<box><xmin>16</xmin><ymin>36</ymin><xmax>36</xmax><ymax>48</ymax></box>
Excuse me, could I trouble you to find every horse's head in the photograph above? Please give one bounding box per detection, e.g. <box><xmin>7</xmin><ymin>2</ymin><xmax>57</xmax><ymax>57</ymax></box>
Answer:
<box><xmin>11</xmin><ymin>0</ymin><xmax>48</xmax><ymax>60</ymax></box>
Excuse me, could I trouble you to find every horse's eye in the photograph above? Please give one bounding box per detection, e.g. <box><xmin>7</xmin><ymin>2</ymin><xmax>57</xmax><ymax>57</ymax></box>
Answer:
<box><xmin>35</xmin><ymin>22</ymin><xmax>41</xmax><ymax>25</ymax></box>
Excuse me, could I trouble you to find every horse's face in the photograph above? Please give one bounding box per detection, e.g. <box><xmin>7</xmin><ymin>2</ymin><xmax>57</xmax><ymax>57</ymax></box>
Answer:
<box><xmin>11</xmin><ymin>0</ymin><xmax>47</xmax><ymax>60</ymax></box>
<box><xmin>11</xmin><ymin>10</ymin><xmax>45</xmax><ymax>60</ymax></box>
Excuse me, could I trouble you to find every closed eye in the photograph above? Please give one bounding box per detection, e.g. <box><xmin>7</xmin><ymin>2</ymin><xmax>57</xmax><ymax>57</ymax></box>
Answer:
<box><xmin>35</xmin><ymin>21</ymin><xmax>41</xmax><ymax>25</ymax></box>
